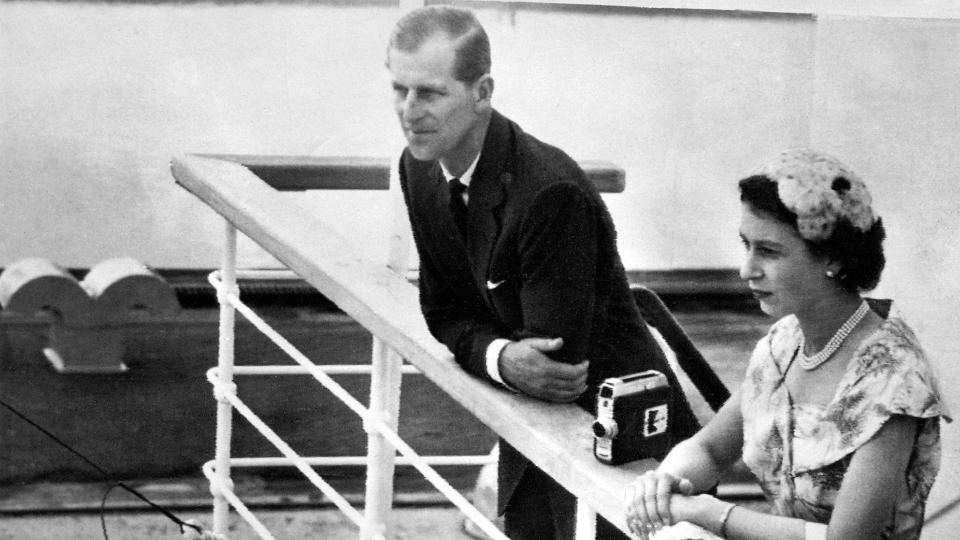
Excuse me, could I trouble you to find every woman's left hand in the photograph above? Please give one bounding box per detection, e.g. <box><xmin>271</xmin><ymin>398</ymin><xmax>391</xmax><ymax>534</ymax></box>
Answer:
<box><xmin>624</xmin><ymin>470</ymin><xmax>695</xmax><ymax>536</ymax></box>
<box><xmin>626</xmin><ymin>476</ymin><xmax>730</xmax><ymax>539</ymax></box>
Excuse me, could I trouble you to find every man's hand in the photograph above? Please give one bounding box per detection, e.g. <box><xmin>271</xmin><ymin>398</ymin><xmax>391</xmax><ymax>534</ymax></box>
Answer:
<box><xmin>498</xmin><ymin>337</ymin><xmax>589</xmax><ymax>403</ymax></box>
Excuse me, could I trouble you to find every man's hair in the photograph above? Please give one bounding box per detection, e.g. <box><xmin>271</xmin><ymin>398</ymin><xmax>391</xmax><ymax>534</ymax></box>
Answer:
<box><xmin>739</xmin><ymin>175</ymin><xmax>886</xmax><ymax>293</ymax></box>
<box><xmin>388</xmin><ymin>5</ymin><xmax>491</xmax><ymax>83</ymax></box>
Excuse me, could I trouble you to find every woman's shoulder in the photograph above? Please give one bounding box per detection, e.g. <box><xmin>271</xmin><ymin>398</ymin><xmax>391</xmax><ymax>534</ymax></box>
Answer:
<box><xmin>792</xmin><ymin>301</ymin><xmax>949</xmax><ymax>472</ymax></box>
<box><xmin>854</xmin><ymin>303</ymin><xmax>931</xmax><ymax>377</ymax></box>
<box><xmin>844</xmin><ymin>301</ymin><xmax>950</xmax><ymax>420</ymax></box>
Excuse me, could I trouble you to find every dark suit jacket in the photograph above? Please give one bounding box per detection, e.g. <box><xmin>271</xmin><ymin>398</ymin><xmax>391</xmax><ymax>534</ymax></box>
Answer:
<box><xmin>399</xmin><ymin>110</ymin><xmax>698</xmax><ymax>514</ymax></box>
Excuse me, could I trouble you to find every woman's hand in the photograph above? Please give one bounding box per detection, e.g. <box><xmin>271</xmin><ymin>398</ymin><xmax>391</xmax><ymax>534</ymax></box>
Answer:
<box><xmin>624</xmin><ymin>470</ymin><xmax>695</xmax><ymax>537</ymax></box>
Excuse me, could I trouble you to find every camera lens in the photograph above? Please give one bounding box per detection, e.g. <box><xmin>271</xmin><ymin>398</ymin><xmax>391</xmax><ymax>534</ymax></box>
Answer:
<box><xmin>592</xmin><ymin>419</ymin><xmax>617</xmax><ymax>438</ymax></box>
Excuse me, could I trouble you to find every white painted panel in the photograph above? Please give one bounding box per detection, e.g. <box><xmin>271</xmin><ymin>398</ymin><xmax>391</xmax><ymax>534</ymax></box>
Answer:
<box><xmin>808</xmin><ymin>16</ymin><xmax>960</xmax><ymax>532</ymax></box>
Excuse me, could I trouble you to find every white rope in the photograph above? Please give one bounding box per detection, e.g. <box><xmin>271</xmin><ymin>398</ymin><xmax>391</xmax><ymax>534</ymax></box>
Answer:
<box><xmin>209</xmin><ymin>273</ymin><xmax>372</xmax><ymax>421</ymax></box>
<box><xmin>205</xmin><ymin>369</ymin><xmax>369</xmax><ymax>531</ymax></box>
<box><xmin>226</xmin><ymin>455</ymin><xmax>496</xmax><ymax>467</ymax></box>
<box><xmin>230</xmin><ymin>364</ymin><xmax>421</xmax><ymax>375</ymax></box>
<box><xmin>206</xmin><ymin>272</ymin><xmax>508</xmax><ymax>540</ymax></box>
<box><xmin>201</xmin><ymin>461</ymin><xmax>277</xmax><ymax>540</ymax></box>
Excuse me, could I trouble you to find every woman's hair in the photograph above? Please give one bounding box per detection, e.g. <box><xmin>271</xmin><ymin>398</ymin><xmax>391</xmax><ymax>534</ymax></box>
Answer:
<box><xmin>739</xmin><ymin>174</ymin><xmax>886</xmax><ymax>292</ymax></box>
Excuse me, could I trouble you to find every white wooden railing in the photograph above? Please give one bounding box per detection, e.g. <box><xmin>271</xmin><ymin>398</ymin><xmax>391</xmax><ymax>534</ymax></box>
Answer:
<box><xmin>171</xmin><ymin>154</ymin><xmax>654</xmax><ymax>539</ymax></box>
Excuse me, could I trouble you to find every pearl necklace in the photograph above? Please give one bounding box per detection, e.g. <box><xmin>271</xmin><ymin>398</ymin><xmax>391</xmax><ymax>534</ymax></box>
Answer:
<box><xmin>797</xmin><ymin>301</ymin><xmax>870</xmax><ymax>371</ymax></box>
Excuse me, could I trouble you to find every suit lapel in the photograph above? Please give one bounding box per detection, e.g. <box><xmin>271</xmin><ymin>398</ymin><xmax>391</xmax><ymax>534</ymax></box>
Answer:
<box><xmin>405</xmin><ymin>111</ymin><xmax>514</xmax><ymax>297</ymax></box>
<box><xmin>468</xmin><ymin>111</ymin><xmax>512</xmax><ymax>291</ymax></box>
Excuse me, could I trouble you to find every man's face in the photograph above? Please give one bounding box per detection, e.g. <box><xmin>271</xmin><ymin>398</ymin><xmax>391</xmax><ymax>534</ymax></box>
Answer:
<box><xmin>387</xmin><ymin>36</ymin><xmax>485</xmax><ymax>169</ymax></box>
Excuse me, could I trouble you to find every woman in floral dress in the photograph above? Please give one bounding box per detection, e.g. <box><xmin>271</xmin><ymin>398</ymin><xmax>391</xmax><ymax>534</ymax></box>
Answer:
<box><xmin>624</xmin><ymin>149</ymin><xmax>950</xmax><ymax>540</ymax></box>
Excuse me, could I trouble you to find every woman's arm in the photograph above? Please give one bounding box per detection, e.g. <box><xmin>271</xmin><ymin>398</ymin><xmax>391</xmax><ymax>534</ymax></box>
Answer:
<box><xmin>658</xmin><ymin>391</ymin><xmax>745</xmax><ymax>492</ymax></box>
<box><xmin>668</xmin><ymin>414</ymin><xmax>920</xmax><ymax>540</ymax></box>
<box><xmin>823</xmin><ymin>414</ymin><xmax>919</xmax><ymax>540</ymax></box>
<box><xmin>670</xmin><ymin>496</ymin><xmax>806</xmax><ymax>539</ymax></box>
<box><xmin>626</xmin><ymin>392</ymin><xmax>745</xmax><ymax>533</ymax></box>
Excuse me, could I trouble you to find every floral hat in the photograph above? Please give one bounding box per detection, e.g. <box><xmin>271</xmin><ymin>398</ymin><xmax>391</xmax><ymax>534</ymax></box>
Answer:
<box><xmin>755</xmin><ymin>149</ymin><xmax>877</xmax><ymax>242</ymax></box>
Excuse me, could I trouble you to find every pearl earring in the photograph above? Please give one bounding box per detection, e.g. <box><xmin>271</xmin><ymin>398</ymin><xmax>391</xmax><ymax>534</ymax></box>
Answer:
<box><xmin>825</xmin><ymin>270</ymin><xmax>836</xmax><ymax>278</ymax></box>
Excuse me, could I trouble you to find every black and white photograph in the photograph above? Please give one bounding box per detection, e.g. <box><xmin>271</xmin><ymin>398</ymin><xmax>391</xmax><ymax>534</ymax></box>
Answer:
<box><xmin>1</xmin><ymin>1</ymin><xmax>958</xmax><ymax>539</ymax></box>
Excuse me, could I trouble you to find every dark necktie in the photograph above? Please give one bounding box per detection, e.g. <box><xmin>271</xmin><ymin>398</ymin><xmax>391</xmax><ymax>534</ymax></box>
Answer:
<box><xmin>448</xmin><ymin>178</ymin><xmax>468</xmax><ymax>240</ymax></box>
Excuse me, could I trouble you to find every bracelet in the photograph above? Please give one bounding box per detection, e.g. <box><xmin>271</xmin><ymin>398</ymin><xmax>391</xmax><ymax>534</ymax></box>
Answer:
<box><xmin>718</xmin><ymin>502</ymin><xmax>736</xmax><ymax>538</ymax></box>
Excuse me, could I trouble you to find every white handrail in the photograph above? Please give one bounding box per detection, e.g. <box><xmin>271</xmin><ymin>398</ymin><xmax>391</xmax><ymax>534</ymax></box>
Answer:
<box><xmin>171</xmin><ymin>153</ymin><xmax>656</xmax><ymax>538</ymax></box>
<box><xmin>229</xmin><ymin>364</ymin><xmax>422</xmax><ymax>375</ymax></box>
<box><xmin>223</xmin><ymin>456</ymin><xmax>496</xmax><ymax>467</ymax></box>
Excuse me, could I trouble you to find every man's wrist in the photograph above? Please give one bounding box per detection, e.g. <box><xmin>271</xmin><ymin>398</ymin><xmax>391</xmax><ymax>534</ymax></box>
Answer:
<box><xmin>804</xmin><ymin>522</ymin><xmax>827</xmax><ymax>540</ymax></box>
<box><xmin>485</xmin><ymin>339</ymin><xmax>518</xmax><ymax>391</ymax></box>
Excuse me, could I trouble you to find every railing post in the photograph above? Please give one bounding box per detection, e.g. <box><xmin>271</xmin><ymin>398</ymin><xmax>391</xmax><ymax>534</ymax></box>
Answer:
<box><xmin>362</xmin><ymin>338</ymin><xmax>403</xmax><ymax>540</ymax></box>
<box><xmin>576</xmin><ymin>500</ymin><xmax>597</xmax><ymax>540</ymax></box>
<box><xmin>212</xmin><ymin>223</ymin><xmax>238</xmax><ymax>535</ymax></box>
<box><xmin>361</xmin><ymin>152</ymin><xmax>411</xmax><ymax>540</ymax></box>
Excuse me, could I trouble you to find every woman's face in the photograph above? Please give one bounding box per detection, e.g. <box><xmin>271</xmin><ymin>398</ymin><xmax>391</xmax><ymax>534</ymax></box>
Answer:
<box><xmin>739</xmin><ymin>203</ymin><xmax>833</xmax><ymax>319</ymax></box>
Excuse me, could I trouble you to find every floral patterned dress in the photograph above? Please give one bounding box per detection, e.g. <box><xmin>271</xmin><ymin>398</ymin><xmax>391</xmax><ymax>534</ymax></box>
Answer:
<box><xmin>740</xmin><ymin>300</ymin><xmax>950</xmax><ymax>539</ymax></box>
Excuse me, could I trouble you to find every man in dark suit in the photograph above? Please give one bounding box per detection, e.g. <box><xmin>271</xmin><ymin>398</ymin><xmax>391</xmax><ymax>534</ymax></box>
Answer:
<box><xmin>386</xmin><ymin>6</ymin><xmax>699</xmax><ymax>539</ymax></box>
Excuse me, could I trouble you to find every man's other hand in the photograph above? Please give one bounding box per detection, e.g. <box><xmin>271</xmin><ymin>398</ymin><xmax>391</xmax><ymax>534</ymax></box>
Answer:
<box><xmin>499</xmin><ymin>337</ymin><xmax>589</xmax><ymax>403</ymax></box>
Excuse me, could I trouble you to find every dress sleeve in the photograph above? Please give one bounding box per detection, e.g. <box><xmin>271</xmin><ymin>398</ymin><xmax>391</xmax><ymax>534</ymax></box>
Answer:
<box><xmin>792</xmin><ymin>315</ymin><xmax>950</xmax><ymax>472</ymax></box>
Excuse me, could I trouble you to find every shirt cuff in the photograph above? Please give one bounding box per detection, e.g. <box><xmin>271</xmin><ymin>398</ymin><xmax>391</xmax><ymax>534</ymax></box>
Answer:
<box><xmin>805</xmin><ymin>522</ymin><xmax>827</xmax><ymax>540</ymax></box>
<box><xmin>485</xmin><ymin>338</ymin><xmax>518</xmax><ymax>392</ymax></box>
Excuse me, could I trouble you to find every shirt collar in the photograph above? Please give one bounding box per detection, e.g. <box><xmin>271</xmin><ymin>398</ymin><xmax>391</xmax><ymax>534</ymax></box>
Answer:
<box><xmin>439</xmin><ymin>151</ymin><xmax>481</xmax><ymax>188</ymax></box>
